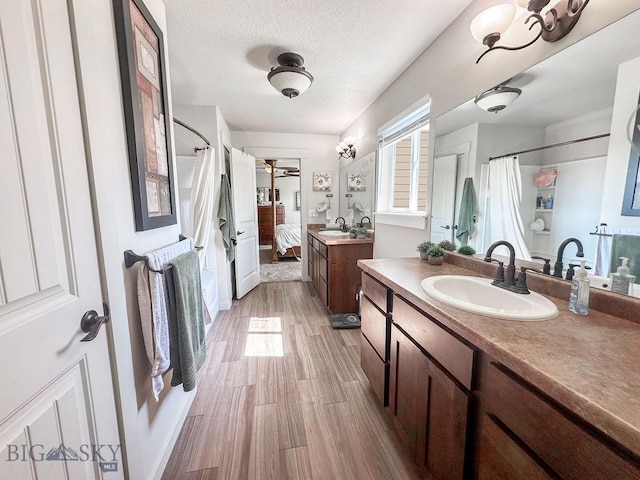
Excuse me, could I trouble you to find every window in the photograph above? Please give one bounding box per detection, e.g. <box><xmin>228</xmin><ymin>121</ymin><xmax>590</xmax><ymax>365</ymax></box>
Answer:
<box><xmin>378</xmin><ymin>103</ymin><xmax>430</xmax><ymax>217</ymax></box>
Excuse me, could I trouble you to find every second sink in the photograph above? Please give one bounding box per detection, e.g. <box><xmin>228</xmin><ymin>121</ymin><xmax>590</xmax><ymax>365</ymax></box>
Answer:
<box><xmin>420</xmin><ymin>275</ymin><xmax>558</xmax><ymax>321</ymax></box>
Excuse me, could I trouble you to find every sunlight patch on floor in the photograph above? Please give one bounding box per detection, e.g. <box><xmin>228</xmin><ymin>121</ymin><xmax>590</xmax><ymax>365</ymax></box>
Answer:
<box><xmin>244</xmin><ymin>316</ymin><xmax>284</xmax><ymax>356</ymax></box>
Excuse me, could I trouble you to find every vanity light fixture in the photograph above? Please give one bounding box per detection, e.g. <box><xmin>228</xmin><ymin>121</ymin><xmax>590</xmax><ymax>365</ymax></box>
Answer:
<box><xmin>267</xmin><ymin>52</ymin><xmax>314</xmax><ymax>98</ymax></box>
<box><xmin>335</xmin><ymin>136</ymin><xmax>357</xmax><ymax>159</ymax></box>
<box><xmin>474</xmin><ymin>83</ymin><xmax>522</xmax><ymax>113</ymax></box>
<box><xmin>471</xmin><ymin>0</ymin><xmax>590</xmax><ymax>64</ymax></box>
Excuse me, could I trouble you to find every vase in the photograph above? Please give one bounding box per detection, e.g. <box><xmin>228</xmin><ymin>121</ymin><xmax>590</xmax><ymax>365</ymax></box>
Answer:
<box><xmin>420</xmin><ymin>252</ymin><xmax>429</xmax><ymax>260</ymax></box>
<box><xmin>427</xmin><ymin>255</ymin><xmax>443</xmax><ymax>265</ymax></box>
<box><xmin>356</xmin><ymin>233</ymin><xmax>366</xmax><ymax>239</ymax></box>
<box><xmin>349</xmin><ymin>233</ymin><xmax>357</xmax><ymax>238</ymax></box>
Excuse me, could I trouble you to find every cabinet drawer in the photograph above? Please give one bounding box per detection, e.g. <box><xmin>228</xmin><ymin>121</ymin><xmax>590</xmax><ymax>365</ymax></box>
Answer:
<box><xmin>361</xmin><ymin>296</ymin><xmax>388</xmax><ymax>361</ymax></box>
<box><xmin>362</xmin><ymin>273</ymin><xmax>388</xmax><ymax>312</ymax></box>
<box><xmin>393</xmin><ymin>295</ymin><xmax>474</xmax><ymax>390</ymax></box>
<box><xmin>312</xmin><ymin>236</ymin><xmax>320</xmax><ymax>250</ymax></box>
<box><xmin>308</xmin><ymin>233</ymin><xmax>313</xmax><ymax>246</ymax></box>
<box><xmin>318</xmin><ymin>242</ymin><xmax>328</xmax><ymax>258</ymax></box>
<box><xmin>319</xmin><ymin>255</ymin><xmax>327</xmax><ymax>282</ymax></box>
<box><xmin>484</xmin><ymin>361</ymin><xmax>640</xmax><ymax>480</ymax></box>
<box><xmin>360</xmin><ymin>334</ymin><xmax>386</xmax><ymax>405</ymax></box>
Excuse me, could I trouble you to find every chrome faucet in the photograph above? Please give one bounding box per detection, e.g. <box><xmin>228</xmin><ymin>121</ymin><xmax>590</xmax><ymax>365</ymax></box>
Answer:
<box><xmin>359</xmin><ymin>216</ymin><xmax>371</xmax><ymax>228</ymax></box>
<box><xmin>553</xmin><ymin>238</ymin><xmax>584</xmax><ymax>278</ymax></box>
<box><xmin>484</xmin><ymin>240</ymin><xmax>530</xmax><ymax>294</ymax></box>
<box><xmin>335</xmin><ymin>217</ymin><xmax>347</xmax><ymax>232</ymax></box>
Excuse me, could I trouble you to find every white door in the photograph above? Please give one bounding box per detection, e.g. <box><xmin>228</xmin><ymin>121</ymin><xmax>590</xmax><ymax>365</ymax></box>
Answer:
<box><xmin>230</xmin><ymin>148</ymin><xmax>260</xmax><ymax>298</ymax></box>
<box><xmin>0</xmin><ymin>0</ymin><xmax>122</xmax><ymax>478</ymax></box>
<box><xmin>430</xmin><ymin>155</ymin><xmax>458</xmax><ymax>243</ymax></box>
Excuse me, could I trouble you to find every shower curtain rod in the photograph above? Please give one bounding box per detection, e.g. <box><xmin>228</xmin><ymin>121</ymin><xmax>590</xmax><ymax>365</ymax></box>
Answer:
<box><xmin>488</xmin><ymin>133</ymin><xmax>610</xmax><ymax>161</ymax></box>
<box><xmin>173</xmin><ymin>117</ymin><xmax>211</xmax><ymax>148</ymax></box>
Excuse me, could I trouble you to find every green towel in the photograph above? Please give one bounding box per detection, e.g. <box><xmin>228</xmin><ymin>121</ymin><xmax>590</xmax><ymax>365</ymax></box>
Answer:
<box><xmin>218</xmin><ymin>174</ymin><xmax>236</xmax><ymax>262</ymax></box>
<box><xmin>609</xmin><ymin>234</ymin><xmax>640</xmax><ymax>284</ymax></box>
<box><xmin>168</xmin><ymin>250</ymin><xmax>207</xmax><ymax>392</ymax></box>
<box><xmin>456</xmin><ymin>177</ymin><xmax>478</xmax><ymax>246</ymax></box>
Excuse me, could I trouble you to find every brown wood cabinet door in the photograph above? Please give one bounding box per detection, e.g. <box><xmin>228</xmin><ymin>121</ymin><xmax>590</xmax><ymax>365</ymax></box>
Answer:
<box><xmin>389</xmin><ymin>325</ymin><xmax>422</xmax><ymax>458</ymax></box>
<box><xmin>476</xmin><ymin>413</ymin><xmax>554</xmax><ymax>480</ymax></box>
<box><xmin>416</xmin><ymin>358</ymin><xmax>469</xmax><ymax>480</ymax></box>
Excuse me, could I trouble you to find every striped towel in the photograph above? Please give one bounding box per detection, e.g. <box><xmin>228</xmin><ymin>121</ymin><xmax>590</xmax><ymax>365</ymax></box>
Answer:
<box><xmin>136</xmin><ymin>238</ymin><xmax>193</xmax><ymax>401</ymax></box>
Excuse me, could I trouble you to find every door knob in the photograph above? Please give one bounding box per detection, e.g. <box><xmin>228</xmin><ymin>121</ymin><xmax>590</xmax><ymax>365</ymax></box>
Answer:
<box><xmin>237</xmin><ymin>230</ymin><xmax>245</xmax><ymax>235</ymax></box>
<box><xmin>440</xmin><ymin>225</ymin><xmax>451</xmax><ymax>230</ymax></box>
<box><xmin>80</xmin><ymin>303</ymin><xmax>110</xmax><ymax>342</ymax></box>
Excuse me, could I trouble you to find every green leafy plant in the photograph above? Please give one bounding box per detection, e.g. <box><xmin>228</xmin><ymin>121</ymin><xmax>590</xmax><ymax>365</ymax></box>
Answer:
<box><xmin>416</xmin><ymin>240</ymin><xmax>435</xmax><ymax>254</ymax></box>
<box><xmin>427</xmin><ymin>246</ymin><xmax>445</xmax><ymax>257</ymax></box>
<box><xmin>457</xmin><ymin>245</ymin><xmax>476</xmax><ymax>255</ymax></box>
<box><xmin>438</xmin><ymin>240</ymin><xmax>456</xmax><ymax>251</ymax></box>
<box><xmin>356</xmin><ymin>227</ymin><xmax>368</xmax><ymax>238</ymax></box>
<box><xmin>349</xmin><ymin>227</ymin><xmax>357</xmax><ymax>235</ymax></box>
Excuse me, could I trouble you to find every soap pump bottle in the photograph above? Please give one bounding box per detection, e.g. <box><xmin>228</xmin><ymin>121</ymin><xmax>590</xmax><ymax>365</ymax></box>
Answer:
<box><xmin>568</xmin><ymin>261</ymin><xmax>589</xmax><ymax>315</ymax></box>
<box><xmin>610</xmin><ymin>257</ymin><xmax>635</xmax><ymax>295</ymax></box>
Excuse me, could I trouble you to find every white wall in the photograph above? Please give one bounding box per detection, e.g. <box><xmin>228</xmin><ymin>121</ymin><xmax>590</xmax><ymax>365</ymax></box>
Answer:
<box><xmin>600</xmin><ymin>55</ymin><xmax>640</xmax><ymax>227</ymax></box>
<box><xmin>72</xmin><ymin>1</ymin><xmax>197</xmax><ymax>478</ymax></box>
<box><xmin>340</xmin><ymin>0</ymin><xmax>640</xmax><ymax>259</ymax></box>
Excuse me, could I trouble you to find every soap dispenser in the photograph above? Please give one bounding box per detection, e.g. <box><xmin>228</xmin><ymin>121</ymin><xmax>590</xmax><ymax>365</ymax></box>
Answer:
<box><xmin>568</xmin><ymin>261</ymin><xmax>589</xmax><ymax>315</ymax></box>
<box><xmin>610</xmin><ymin>257</ymin><xmax>635</xmax><ymax>295</ymax></box>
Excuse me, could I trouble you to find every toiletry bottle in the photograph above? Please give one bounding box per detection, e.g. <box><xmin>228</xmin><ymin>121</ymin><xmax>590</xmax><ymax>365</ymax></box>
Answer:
<box><xmin>610</xmin><ymin>257</ymin><xmax>636</xmax><ymax>295</ymax></box>
<box><xmin>545</xmin><ymin>194</ymin><xmax>553</xmax><ymax>209</ymax></box>
<box><xmin>568</xmin><ymin>261</ymin><xmax>589</xmax><ymax>315</ymax></box>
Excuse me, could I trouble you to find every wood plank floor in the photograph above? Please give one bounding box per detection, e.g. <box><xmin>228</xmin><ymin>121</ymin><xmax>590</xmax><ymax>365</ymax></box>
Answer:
<box><xmin>162</xmin><ymin>281</ymin><xmax>423</xmax><ymax>480</ymax></box>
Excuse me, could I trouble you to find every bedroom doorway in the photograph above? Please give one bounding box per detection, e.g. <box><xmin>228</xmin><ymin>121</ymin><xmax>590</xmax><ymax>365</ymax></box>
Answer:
<box><xmin>255</xmin><ymin>158</ymin><xmax>302</xmax><ymax>283</ymax></box>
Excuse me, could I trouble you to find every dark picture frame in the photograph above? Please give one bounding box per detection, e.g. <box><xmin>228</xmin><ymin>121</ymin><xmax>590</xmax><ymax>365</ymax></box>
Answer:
<box><xmin>113</xmin><ymin>0</ymin><xmax>177</xmax><ymax>230</ymax></box>
<box><xmin>622</xmin><ymin>92</ymin><xmax>640</xmax><ymax>216</ymax></box>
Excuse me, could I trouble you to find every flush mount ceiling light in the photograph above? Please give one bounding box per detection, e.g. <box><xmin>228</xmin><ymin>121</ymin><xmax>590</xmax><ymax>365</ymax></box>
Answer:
<box><xmin>335</xmin><ymin>136</ymin><xmax>357</xmax><ymax>159</ymax></box>
<box><xmin>474</xmin><ymin>84</ymin><xmax>522</xmax><ymax>113</ymax></box>
<box><xmin>267</xmin><ymin>52</ymin><xmax>314</xmax><ymax>98</ymax></box>
<box><xmin>471</xmin><ymin>0</ymin><xmax>590</xmax><ymax>63</ymax></box>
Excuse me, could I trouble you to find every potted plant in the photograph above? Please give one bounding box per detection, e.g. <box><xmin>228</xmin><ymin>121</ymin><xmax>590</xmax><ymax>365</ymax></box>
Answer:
<box><xmin>356</xmin><ymin>227</ymin><xmax>368</xmax><ymax>239</ymax></box>
<box><xmin>438</xmin><ymin>240</ymin><xmax>456</xmax><ymax>252</ymax></box>
<box><xmin>427</xmin><ymin>246</ymin><xmax>445</xmax><ymax>265</ymax></box>
<box><xmin>457</xmin><ymin>245</ymin><xmax>476</xmax><ymax>256</ymax></box>
<box><xmin>416</xmin><ymin>240</ymin><xmax>435</xmax><ymax>260</ymax></box>
<box><xmin>349</xmin><ymin>227</ymin><xmax>357</xmax><ymax>238</ymax></box>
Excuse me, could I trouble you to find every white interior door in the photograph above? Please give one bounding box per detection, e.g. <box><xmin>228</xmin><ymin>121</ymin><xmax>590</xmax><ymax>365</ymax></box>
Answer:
<box><xmin>0</xmin><ymin>0</ymin><xmax>122</xmax><ymax>477</ymax></box>
<box><xmin>430</xmin><ymin>155</ymin><xmax>458</xmax><ymax>243</ymax></box>
<box><xmin>230</xmin><ymin>148</ymin><xmax>260</xmax><ymax>298</ymax></box>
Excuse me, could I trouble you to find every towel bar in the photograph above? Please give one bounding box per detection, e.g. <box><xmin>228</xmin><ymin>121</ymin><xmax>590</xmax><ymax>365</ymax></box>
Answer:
<box><xmin>589</xmin><ymin>224</ymin><xmax>613</xmax><ymax>237</ymax></box>
<box><xmin>124</xmin><ymin>235</ymin><xmax>203</xmax><ymax>273</ymax></box>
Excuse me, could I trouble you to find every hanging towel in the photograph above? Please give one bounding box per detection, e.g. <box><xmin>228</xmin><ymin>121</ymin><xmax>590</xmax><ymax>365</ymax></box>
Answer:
<box><xmin>595</xmin><ymin>226</ymin><xmax>640</xmax><ymax>276</ymax></box>
<box><xmin>609</xmin><ymin>234</ymin><xmax>640</xmax><ymax>284</ymax></box>
<box><xmin>218</xmin><ymin>174</ymin><xmax>236</xmax><ymax>262</ymax></box>
<box><xmin>168</xmin><ymin>250</ymin><xmax>207</xmax><ymax>392</ymax></box>
<box><xmin>136</xmin><ymin>238</ymin><xmax>193</xmax><ymax>401</ymax></box>
<box><xmin>456</xmin><ymin>177</ymin><xmax>478</xmax><ymax>246</ymax></box>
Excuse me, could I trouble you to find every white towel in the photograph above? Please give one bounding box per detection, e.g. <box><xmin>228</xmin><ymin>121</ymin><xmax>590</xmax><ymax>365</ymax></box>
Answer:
<box><xmin>136</xmin><ymin>238</ymin><xmax>193</xmax><ymax>400</ymax></box>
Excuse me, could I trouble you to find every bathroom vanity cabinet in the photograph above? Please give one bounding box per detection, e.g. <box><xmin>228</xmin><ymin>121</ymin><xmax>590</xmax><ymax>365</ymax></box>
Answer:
<box><xmin>307</xmin><ymin>231</ymin><xmax>373</xmax><ymax>314</ymax></box>
<box><xmin>358</xmin><ymin>257</ymin><xmax>640</xmax><ymax>480</ymax></box>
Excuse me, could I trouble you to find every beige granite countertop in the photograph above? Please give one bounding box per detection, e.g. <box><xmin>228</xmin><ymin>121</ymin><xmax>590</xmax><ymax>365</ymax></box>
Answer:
<box><xmin>308</xmin><ymin>226</ymin><xmax>374</xmax><ymax>246</ymax></box>
<box><xmin>358</xmin><ymin>256</ymin><xmax>640</xmax><ymax>458</ymax></box>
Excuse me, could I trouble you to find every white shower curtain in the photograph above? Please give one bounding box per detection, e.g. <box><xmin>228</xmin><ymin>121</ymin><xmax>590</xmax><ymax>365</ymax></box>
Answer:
<box><xmin>489</xmin><ymin>156</ymin><xmax>531</xmax><ymax>260</ymax></box>
<box><xmin>189</xmin><ymin>146</ymin><xmax>216</xmax><ymax>266</ymax></box>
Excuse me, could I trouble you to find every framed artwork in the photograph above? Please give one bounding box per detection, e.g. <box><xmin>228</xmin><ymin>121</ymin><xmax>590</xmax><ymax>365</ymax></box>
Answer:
<box><xmin>113</xmin><ymin>0</ymin><xmax>177</xmax><ymax>230</ymax></box>
<box><xmin>347</xmin><ymin>172</ymin><xmax>367</xmax><ymax>191</ymax></box>
<box><xmin>622</xmin><ymin>92</ymin><xmax>640</xmax><ymax>216</ymax></box>
<box><xmin>313</xmin><ymin>172</ymin><xmax>332</xmax><ymax>191</ymax></box>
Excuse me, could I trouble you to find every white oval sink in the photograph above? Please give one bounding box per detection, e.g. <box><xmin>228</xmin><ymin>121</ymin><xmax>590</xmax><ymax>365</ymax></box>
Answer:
<box><xmin>318</xmin><ymin>230</ymin><xmax>349</xmax><ymax>237</ymax></box>
<box><xmin>420</xmin><ymin>275</ymin><xmax>558</xmax><ymax>321</ymax></box>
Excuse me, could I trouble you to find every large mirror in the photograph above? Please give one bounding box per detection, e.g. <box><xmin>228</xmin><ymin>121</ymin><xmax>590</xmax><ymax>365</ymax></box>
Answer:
<box><xmin>434</xmin><ymin>9</ymin><xmax>640</xmax><ymax>297</ymax></box>
<box><xmin>339</xmin><ymin>151</ymin><xmax>377</xmax><ymax>226</ymax></box>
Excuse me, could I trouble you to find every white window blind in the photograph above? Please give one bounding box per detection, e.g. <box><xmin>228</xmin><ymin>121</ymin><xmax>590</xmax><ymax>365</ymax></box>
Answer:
<box><xmin>378</xmin><ymin>103</ymin><xmax>431</xmax><ymax>147</ymax></box>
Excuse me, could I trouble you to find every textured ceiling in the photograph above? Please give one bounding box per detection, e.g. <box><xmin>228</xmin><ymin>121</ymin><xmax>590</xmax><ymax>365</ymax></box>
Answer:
<box><xmin>165</xmin><ymin>0</ymin><xmax>473</xmax><ymax>135</ymax></box>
